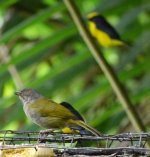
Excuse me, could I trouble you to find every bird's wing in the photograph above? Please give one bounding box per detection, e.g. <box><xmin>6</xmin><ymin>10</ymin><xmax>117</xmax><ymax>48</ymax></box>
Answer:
<box><xmin>60</xmin><ymin>101</ymin><xmax>84</xmax><ymax>121</ymax></box>
<box><xmin>94</xmin><ymin>15</ymin><xmax>121</xmax><ymax>40</ymax></box>
<box><xmin>29</xmin><ymin>98</ymin><xmax>78</xmax><ymax>120</ymax></box>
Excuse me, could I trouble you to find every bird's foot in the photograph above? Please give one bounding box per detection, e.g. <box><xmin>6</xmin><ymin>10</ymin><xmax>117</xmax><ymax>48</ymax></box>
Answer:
<box><xmin>38</xmin><ymin>129</ymin><xmax>54</xmax><ymax>143</ymax></box>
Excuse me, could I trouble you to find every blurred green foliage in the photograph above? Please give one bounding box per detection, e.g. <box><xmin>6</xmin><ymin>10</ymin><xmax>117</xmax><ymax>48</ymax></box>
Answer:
<box><xmin>0</xmin><ymin>0</ymin><xmax>150</xmax><ymax>134</ymax></box>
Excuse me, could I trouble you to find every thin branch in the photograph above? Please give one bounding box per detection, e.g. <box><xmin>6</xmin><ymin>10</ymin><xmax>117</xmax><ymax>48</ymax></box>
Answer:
<box><xmin>0</xmin><ymin>130</ymin><xmax>150</xmax><ymax>145</ymax></box>
<box><xmin>0</xmin><ymin>45</ymin><xmax>24</xmax><ymax>89</ymax></box>
<box><xmin>63</xmin><ymin>0</ymin><xmax>145</xmax><ymax>133</ymax></box>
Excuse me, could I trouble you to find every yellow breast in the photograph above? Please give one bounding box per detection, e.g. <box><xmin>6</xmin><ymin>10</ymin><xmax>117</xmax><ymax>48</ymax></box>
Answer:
<box><xmin>88</xmin><ymin>22</ymin><xmax>123</xmax><ymax>47</ymax></box>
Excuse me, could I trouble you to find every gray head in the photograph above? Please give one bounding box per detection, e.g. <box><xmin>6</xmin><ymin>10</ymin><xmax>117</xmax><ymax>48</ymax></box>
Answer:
<box><xmin>15</xmin><ymin>88</ymin><xmax>42</xmax><ymax>105</ymax></box>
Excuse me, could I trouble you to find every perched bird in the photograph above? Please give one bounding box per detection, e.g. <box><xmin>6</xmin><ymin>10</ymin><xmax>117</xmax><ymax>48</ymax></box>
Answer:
<box><xmin>15</xmin><ymin>88</ymin><xmax>101</xmax><ymax>136</ymax></box>
<box><xmin>87</xmin><ymin>12</ymin><xmax>125</xmax><ymax>47</ymax></box>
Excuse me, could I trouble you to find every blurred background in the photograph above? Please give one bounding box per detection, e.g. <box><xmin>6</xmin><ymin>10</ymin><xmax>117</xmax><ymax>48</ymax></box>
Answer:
<box><xmin>0</xmin><ymin>0</ymin><xmax>150</xmax><ymax>134</ymax></box>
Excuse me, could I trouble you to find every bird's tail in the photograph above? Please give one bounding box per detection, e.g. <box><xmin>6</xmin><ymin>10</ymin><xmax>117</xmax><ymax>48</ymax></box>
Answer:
<box><xmin>70</xmin><ymin>120</ymin><xmax>101</xmax><ymax>136</ymax></box>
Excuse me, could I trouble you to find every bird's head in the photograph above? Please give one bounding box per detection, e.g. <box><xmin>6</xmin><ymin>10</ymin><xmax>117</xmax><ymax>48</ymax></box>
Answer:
<box><xmin>15</xmin><ymin>88</ymin><xmax>42</xmax><ymax>105</ymax></box>
<box><xmin>87</xmin><ymin>12</ymin><xmax>99</xmax><ymax>20</ymax></box>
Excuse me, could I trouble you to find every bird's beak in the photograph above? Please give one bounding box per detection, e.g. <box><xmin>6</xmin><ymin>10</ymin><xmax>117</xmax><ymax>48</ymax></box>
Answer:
<box><xmin>15</xmin><ymin>91</ymin><xmax>21</xmax><ymax>96</ymax></box>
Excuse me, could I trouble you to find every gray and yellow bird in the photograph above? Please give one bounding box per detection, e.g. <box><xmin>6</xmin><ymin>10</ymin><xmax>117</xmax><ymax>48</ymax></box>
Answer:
<box><xmin>15</xmin><ymin>88</ymin><xmax>101</xmax><ymax>136</ymax></box>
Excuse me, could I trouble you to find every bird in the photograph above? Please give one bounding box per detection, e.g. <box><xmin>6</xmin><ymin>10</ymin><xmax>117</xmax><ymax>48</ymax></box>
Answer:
<box><xmin>15</xmin><ymin>88</ymin><xmax>101</xmax><ymax>136</ymax></box>
<box><xmin>87</xmin><ymin>12</ymin><xmax>125</xmax><ymax>47</ymax></box>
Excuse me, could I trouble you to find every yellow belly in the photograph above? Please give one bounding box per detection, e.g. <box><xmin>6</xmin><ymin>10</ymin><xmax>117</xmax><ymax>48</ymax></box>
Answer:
<box><xmin>89</xmin><ymin>22</ymin><xmax>123</xmax><ymax>47</ymax></box>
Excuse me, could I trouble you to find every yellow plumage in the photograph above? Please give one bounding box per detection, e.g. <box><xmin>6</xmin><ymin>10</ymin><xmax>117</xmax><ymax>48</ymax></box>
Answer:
<box><xmin>87</xmin><ymin>12</ymin><xmax>125</xmax><ymax>47</ymax></box>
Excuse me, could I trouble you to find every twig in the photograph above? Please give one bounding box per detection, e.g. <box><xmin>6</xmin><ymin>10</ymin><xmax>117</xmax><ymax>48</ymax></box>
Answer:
<box><xmin>0</xmin><ymin>45</ymin><xmax>24</xmax><ymax>89</ymax></box>
<box><xmin>0</xmin><ymin>130</ymin><xmax>150</xmax><ymax>144</ymax></box>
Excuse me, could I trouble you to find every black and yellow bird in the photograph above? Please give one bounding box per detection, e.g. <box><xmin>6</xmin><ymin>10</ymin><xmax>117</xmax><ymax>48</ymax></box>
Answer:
<box><xmin>87</xmin><ymin>12</ymin><xmax>125</xmax><ymax>47</ymax></box>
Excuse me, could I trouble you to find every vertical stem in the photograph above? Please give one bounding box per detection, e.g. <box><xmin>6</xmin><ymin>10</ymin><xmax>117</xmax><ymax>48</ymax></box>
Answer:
<box><xmin>0</xmin><ymin>45</ymin><xmax>24</xmax><ymax>89</ymax></box>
